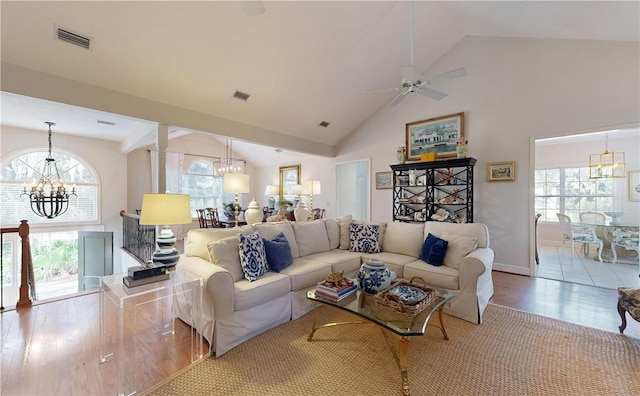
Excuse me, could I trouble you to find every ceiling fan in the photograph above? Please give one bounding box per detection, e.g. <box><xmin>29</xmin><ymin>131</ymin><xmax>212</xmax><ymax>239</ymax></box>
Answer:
<box><xmin>367</xmin><ymin>2</ymin><xmax>467</xmax><ymax>107</ymax></box>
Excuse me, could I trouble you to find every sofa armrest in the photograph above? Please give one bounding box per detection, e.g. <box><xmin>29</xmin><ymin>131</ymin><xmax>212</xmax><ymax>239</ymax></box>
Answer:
<box><xmin>177</xmin><ymin>255</ymin><xmax>235</xmax><ymax>318</ymax></box>
<box><xmin>458</xmin><ymin>247</ymin><xmax>494</xmax><ymax>291</ymax></box>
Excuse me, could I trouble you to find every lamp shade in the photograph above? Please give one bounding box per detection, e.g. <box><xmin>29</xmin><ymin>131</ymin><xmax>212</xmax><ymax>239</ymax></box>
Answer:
<box><xmin>223</xmin><ymin>173</ymin><xmax>250</xmax><ymax>193</ymax></box>
<box><xmin>290</xmin><ymin>184</ymin><xmax>303</xmax><ymax>196</ymax></box>
<box><xmin>140</xmin><ymin>193</ymin><xmax>192</xmax><ymax>225</ymax></box>
<box><xmin>264</xmin><ymin>184</ymin><xmax>278</xmax><ymax>196</ymax></box>
<box><xmin>303</xmin><ymin>180</ymin><xmax>321</xmax><ymax>195</ymax></box>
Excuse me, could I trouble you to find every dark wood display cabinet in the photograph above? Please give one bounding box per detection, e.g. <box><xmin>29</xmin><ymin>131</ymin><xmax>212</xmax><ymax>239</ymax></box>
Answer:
<box><xmin>390</xmin><ymin>157</ymin><xmax>476</xmax><ymax>223</ymax></box>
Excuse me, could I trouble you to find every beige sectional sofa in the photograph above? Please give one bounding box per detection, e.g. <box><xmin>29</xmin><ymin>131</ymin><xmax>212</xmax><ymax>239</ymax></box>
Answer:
<box><xmin>176</xmin><ymin>216</ymin><xmax>494</xmax><ymax>357</ymax></box>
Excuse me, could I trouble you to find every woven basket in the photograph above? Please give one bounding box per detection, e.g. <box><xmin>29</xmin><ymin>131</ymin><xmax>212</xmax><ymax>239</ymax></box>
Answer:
<box><xmin>373</xmin><ymin>277</ymin><xmax>437</xmax><ymax>318</ymax></box>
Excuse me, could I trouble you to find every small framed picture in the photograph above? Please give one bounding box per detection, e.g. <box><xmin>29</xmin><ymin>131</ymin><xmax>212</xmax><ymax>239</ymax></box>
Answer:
<box><xmin>487</xmin><ymin>161</ymin><xmax>515</xmax><ymax>182</ymax></box>
<box><xmin>629</xmin><ymin>170</ymin><xmax>640</xmax><ymax>202</ymax></box>
<box><xmin>375</xmin><ymin>171</ymin><xmax>393</xmax><ymax>189</ymax></box>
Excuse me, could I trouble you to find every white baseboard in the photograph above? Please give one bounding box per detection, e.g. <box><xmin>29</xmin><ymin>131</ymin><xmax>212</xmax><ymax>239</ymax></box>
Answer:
<box><xmin>493</xmin><ymin>262</ymin><xmax>532</xmax><ymax>276</ymax></box>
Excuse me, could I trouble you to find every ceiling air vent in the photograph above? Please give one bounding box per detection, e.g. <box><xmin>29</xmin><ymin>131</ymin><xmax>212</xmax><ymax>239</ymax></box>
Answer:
<box><xmin>319</xmin><ymin>121</ymin><xmax>330</xmax><ymax>128</ymax></box>
<box><xmin>97</xmin><ymin>120</ymin><xmax>116</xmax><ymax>126</ymax></box>
<box><xmin>55</xmin><ymin>25</ymin><xmax>92</xmax><ymax>50</ymax></box>
<box><xmin>233</xmin><ymin>91</ymin><xmax>250</xmax><ymax>101</ymax></box>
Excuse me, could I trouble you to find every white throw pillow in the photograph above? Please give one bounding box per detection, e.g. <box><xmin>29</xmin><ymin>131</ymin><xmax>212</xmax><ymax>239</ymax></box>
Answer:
<box><xmin>207</xmin><ymin>235</ymin><xmax>244</xmax><ymax>282</ymax></box>
<box><xmin>441</xmin><ymin>231</ymin><xmax>478</xmax><ymax>269</ymax></box>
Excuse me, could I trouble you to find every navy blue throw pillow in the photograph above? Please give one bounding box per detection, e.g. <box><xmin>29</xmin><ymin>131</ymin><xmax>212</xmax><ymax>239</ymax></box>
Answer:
<box><xmin>419</xmin><ymin>233</ymin><xmax>448</xmax><ymax>266</ymax></box>
<box><xmin>262</xmin><ymin>232</ymin><xmax>293</xmax><ymax>272</ymax></box>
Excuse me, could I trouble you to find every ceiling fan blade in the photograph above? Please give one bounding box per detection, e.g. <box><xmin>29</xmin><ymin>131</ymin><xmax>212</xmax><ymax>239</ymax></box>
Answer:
<box><xmin>416</xmin><ymin>87</ymin><xmax>447</xmax><ymax>101</ymax></box>
<box><xmin>427</xmin><ymin>67</ymin><xmax>467</xmax><ymax>84</ymax></box>
<box><xmin>365</xmin><ymin>86</ymin><xmax>402</xmax><ymax>94</ymax></box>
<box><xmin>389</xmin><ymin>91</ymin><xmax>410</xmax><ymax>107</ymax></box>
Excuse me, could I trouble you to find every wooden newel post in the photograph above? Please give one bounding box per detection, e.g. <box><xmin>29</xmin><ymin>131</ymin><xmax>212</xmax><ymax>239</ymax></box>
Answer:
<box><xmin>16</xmin><ymin>220</ymin><xmax>32</xmax><ymax>309</ymax></box>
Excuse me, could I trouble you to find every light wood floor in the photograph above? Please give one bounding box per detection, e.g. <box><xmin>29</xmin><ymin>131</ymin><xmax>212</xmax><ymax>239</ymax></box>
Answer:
<box><xmin>1</xmin><ymin>271</ymin><xmax>638</xmax><ymax>396</ymax></box>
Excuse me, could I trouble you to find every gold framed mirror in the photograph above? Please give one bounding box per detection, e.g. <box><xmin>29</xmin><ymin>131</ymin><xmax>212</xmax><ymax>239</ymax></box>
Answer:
<box><xmin>279</xmin><ymin>165</ymin><xmax>300</xmax><ymax>199</ymax></box>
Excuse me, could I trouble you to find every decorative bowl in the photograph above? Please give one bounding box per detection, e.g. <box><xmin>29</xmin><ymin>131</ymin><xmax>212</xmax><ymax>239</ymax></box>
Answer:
<box><xmin>604</xmin><ymin>211</ymin><xmax>625</xmax><ymax>225</ymax></box>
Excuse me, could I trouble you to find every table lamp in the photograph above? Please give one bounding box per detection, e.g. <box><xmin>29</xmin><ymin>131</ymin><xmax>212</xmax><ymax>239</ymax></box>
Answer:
<box><xmin>140</xmin><ymin>193</ymin><xmax>192</xmax><ymax>270</ymax></box>
<box><xmin>223</xmin><ymin>173</ymin><xmax>250</xmax><ymax>227</ymax></box>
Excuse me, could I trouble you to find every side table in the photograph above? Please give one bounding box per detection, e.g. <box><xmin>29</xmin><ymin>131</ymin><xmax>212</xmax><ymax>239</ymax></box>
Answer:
<box><xmin>99</xmin><ymin>270</ymin><xmax>204</xmax><ymax>396</ymax></box>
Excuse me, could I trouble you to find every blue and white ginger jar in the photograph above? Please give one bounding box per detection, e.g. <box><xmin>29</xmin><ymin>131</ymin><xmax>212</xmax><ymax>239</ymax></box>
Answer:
<box><xmin>357</xmin><ymin>259</ymin><xmax>396</xmax><ymax>294</ymax></box>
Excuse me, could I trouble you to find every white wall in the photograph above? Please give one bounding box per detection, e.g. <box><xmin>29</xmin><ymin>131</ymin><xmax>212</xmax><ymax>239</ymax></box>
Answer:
<box><xmin>255</xmin><ymin>36</ymin><xmax>640</xmax><ymax>276</ymax></box>
<box><xmin>1</xmin><ymin>125</ymin><xmax>128</xmax><ymax>272</ymax></box>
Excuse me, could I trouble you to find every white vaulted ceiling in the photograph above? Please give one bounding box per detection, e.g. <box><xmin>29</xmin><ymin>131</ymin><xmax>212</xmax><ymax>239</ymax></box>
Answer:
<box><xmin>1</xmin><ymin>1</ymin><xmax>638</xmax><ymax>165</ymax></box>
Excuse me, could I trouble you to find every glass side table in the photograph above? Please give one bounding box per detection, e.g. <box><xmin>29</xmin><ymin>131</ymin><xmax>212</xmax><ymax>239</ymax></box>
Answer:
<box><xmin>99</xmin><ymin>270</ymin><xmax>204</xmax><ymax>396</ymax></box>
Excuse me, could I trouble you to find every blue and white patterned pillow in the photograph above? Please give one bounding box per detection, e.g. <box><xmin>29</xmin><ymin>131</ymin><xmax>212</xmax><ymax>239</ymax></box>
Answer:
<box><xmin>349</xmin><ymin>223</ymin><xmax>381</xmax><ymax>253</ymax></box>
<box><xmin>238</xmin><ymin>231</ymin><xmax>269</xmax><ymax>281</ymax></box>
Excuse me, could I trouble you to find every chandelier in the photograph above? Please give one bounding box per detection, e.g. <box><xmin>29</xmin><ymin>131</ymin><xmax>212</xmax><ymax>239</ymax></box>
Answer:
<box><xmin>216</xmin><ymin>138</ymin><xmax>245</xmax><ymax>176</ymax></box>
<box><xmin>21</xmin><ymin>122</ymin><xmax>76</xmax><ymax>219</ymax></box>
<box><xmin>588</xmin><ymin>132</ymin><xmax>625</xmax><ymax>179</ymax></box>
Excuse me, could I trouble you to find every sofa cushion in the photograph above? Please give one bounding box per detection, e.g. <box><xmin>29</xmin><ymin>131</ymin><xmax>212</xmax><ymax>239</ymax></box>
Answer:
<box><xmin>424</xmin><ymin>222</ymin><xmax>489</xmax><ymax>249</ymax></box>
<box><xmin>238</xmin><ymin>232</ymin><xmax>269</xmax><ymax>281</ymax></box>
<box><xmin>255</xmin><ymin>221</ymin><xmax>300</xmax><ymax>258</ymax></box>
<box><xmin>324</xmin><ymin>218</ymin><xmax>340</xmax><ymax>250</ymax></box>
<box><xmin>404</xmin><ymin>260</ymin><xmax>460</xmax><ymax>290</ymax></box>
<box><xmin>349</xmin><ymin>223</ymin><xmax>381</xmax><ymax>253</ymax></box>
<box><xmin>233</xmin><ymin>272</ymin><xmax>291</xmax><ymax>312</ymax></box>
<box><xmin>207</xmin><ymin>235</ymin><xmax>244</xmax><ymax>282</ymax></box>
<box><xmin>441</xmin><ymin>231</ymin><xmax>478</xmax><ymax>269</ymax></box>
<box><xmin>303</xmin><ymin>250</ymin><xmax>362</xmax><ymax>278</ymax></box>
<box><xmin>336</xmin><ymin>215</ymin><xmax>353</xmax><ymax>249</ymax></box>
<box><xmin>263</xmin><ymin>232</ymin><xmax>293</xmax><ymax>272</ymax></box>
<box><xmin>278</xmin><ymin>258</ymin><xmax>332</xmax><ymax>291</ymax></box>
<box><xmin>419</xmin><ymin>233</ymin><xmax>449</xmax><ymax>266</ymax></box>
<box><xmin>293</xmin><ymin>220</ymin><xmax>331</xmax><ymax>257</ymax></box>
<box><xmin>383</xmin><ymin>221</ymin><xmax>424</xmax><ymax>258</ymax></box>
<box><xmin>185</xmin><ymin>225</ymin><xmax>255</xmax><ymax>261</ymax></box>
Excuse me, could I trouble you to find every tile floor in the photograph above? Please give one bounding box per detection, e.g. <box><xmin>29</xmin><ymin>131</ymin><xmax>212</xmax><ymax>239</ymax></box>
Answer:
<box><xmin>537</xmin><ymin>243</ymin><xmax>640</xmax><ymax>289</ymax></box>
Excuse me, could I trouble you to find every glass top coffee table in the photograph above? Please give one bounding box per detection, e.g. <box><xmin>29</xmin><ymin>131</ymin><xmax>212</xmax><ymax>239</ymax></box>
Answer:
<box><xmin>307</xmin><ymin>284</ymin><xmax>453</xmax><ymax>396</ymax></box>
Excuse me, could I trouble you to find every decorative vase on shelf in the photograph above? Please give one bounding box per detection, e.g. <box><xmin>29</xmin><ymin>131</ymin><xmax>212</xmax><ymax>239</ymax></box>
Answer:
<box><xmin>244</xmin><ymin>197</ymin><xmax>263</xmax><ymax>225</ymax></box>
<box><xmin>294</xmin><ymin>200</ymin><xmax>311</xmax><ymax>222</ymax></box>
<box><xmin>409</xmin><ymin>169</ymin><xmax>416</xmax><ymax>186</ymax></box>
<box><xmin>397</xmin><ymin>146</ymin><xmax>406</xmax><ymax>164</ymax></box>
<box><xmin>357</xmin><ymin>258</ymin><xmax>396</xmax><ymax>294</ymax></box>
<box><xmin>456</xmin><ymin>144</ymin><xmax>468</xmax><ymax>158</ymax></box>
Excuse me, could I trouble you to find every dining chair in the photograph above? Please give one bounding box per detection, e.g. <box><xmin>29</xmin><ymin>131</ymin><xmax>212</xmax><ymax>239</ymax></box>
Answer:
<box><xmin>579</xmin><ymin>211</ymin><xmax>606</xmax><ymax>225</ymax></box>
<box><xmin>556</xmin><ymin>213</ymin><xmax>603</xmax><ymax>262</ymax></box>
<box><xmin>313</xmin><ymin>208</ymin><xmax>325</xmax><ymax>220</ymax></box>
<box><xmin>197</xmin><ymin>208</ymin><xmax>223</xmax><ymax>228</ymax></box>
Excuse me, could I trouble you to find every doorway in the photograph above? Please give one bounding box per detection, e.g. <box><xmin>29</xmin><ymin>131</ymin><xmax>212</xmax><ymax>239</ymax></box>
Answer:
<box><xmin>335</xmin><ymin>159</ymin><xmax>370</xmax><ymax>221</ymax></box>
<box><xmin>533</xmin><ymin>128</ymin><xmax>639</xmax><ymax>289</ymax></box>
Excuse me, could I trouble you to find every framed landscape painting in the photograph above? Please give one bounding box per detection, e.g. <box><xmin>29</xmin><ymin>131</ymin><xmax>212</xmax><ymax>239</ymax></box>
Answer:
<box><xmin>406</xmin><ymin>112</ymin><xmax>464</xmax><ymax>160</ymax></box>
<box><xmin>375</xmin><ymin>171</ymin><xmax>393</xmax><ymax>189</ymax></box>
<box><xmin>487</xmin><ymin>161</ymin><xmax>515</xmax><ymax>182</ymax></box>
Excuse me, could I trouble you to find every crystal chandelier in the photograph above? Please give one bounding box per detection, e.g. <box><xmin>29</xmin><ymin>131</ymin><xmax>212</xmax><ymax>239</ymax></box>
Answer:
<box><xmin>588</xmin><ymin>132</ymin><xmax>625</xmax><ymax>179</ymax></box>
<box><xmin>216</xmin><ymin>138</ymin><xmax>245</xmax><ymax>176</ymax></box>
<box><xmin>21</xmin><ymin>122</ymin><xmax>76</xmax><ymax>219</ymax></box>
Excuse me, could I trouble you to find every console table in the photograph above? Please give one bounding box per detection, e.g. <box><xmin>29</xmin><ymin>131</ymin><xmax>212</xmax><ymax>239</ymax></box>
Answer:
<box><xmin>99</xmin><ymin>270</ymin><xmax>204</xmax><ymax>396</ymax></box>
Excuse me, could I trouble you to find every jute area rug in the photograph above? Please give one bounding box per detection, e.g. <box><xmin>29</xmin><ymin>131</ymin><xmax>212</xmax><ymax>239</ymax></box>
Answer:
<box><xmin>144</xmin><ymin>304</ymin><xmax>639</xmax><ymax>396</ymax></box>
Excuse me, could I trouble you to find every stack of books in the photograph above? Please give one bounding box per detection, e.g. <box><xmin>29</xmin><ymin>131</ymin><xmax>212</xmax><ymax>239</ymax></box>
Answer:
<box><xmin>315</xmin><ymin>278</ymin><xmax>357</xmax><ymax>302</ymax></box>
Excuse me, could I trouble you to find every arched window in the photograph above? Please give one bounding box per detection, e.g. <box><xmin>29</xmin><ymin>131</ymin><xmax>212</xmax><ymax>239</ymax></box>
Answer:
<box><xmin>1</xmin><ymin>149</ymin><xmax>99</xmax><ymax>225</ymax></box>
<box><xmin>182</xmin><ymin>160</ymin><xmax>231</xmax><ymax>216</ymax></box>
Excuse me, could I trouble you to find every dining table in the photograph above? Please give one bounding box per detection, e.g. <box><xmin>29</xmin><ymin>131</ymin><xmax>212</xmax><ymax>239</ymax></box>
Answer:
<box><xmin>579</xmin><ymin>222</ymin><xmax>639</xmax><ymax>264</ymax></box>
